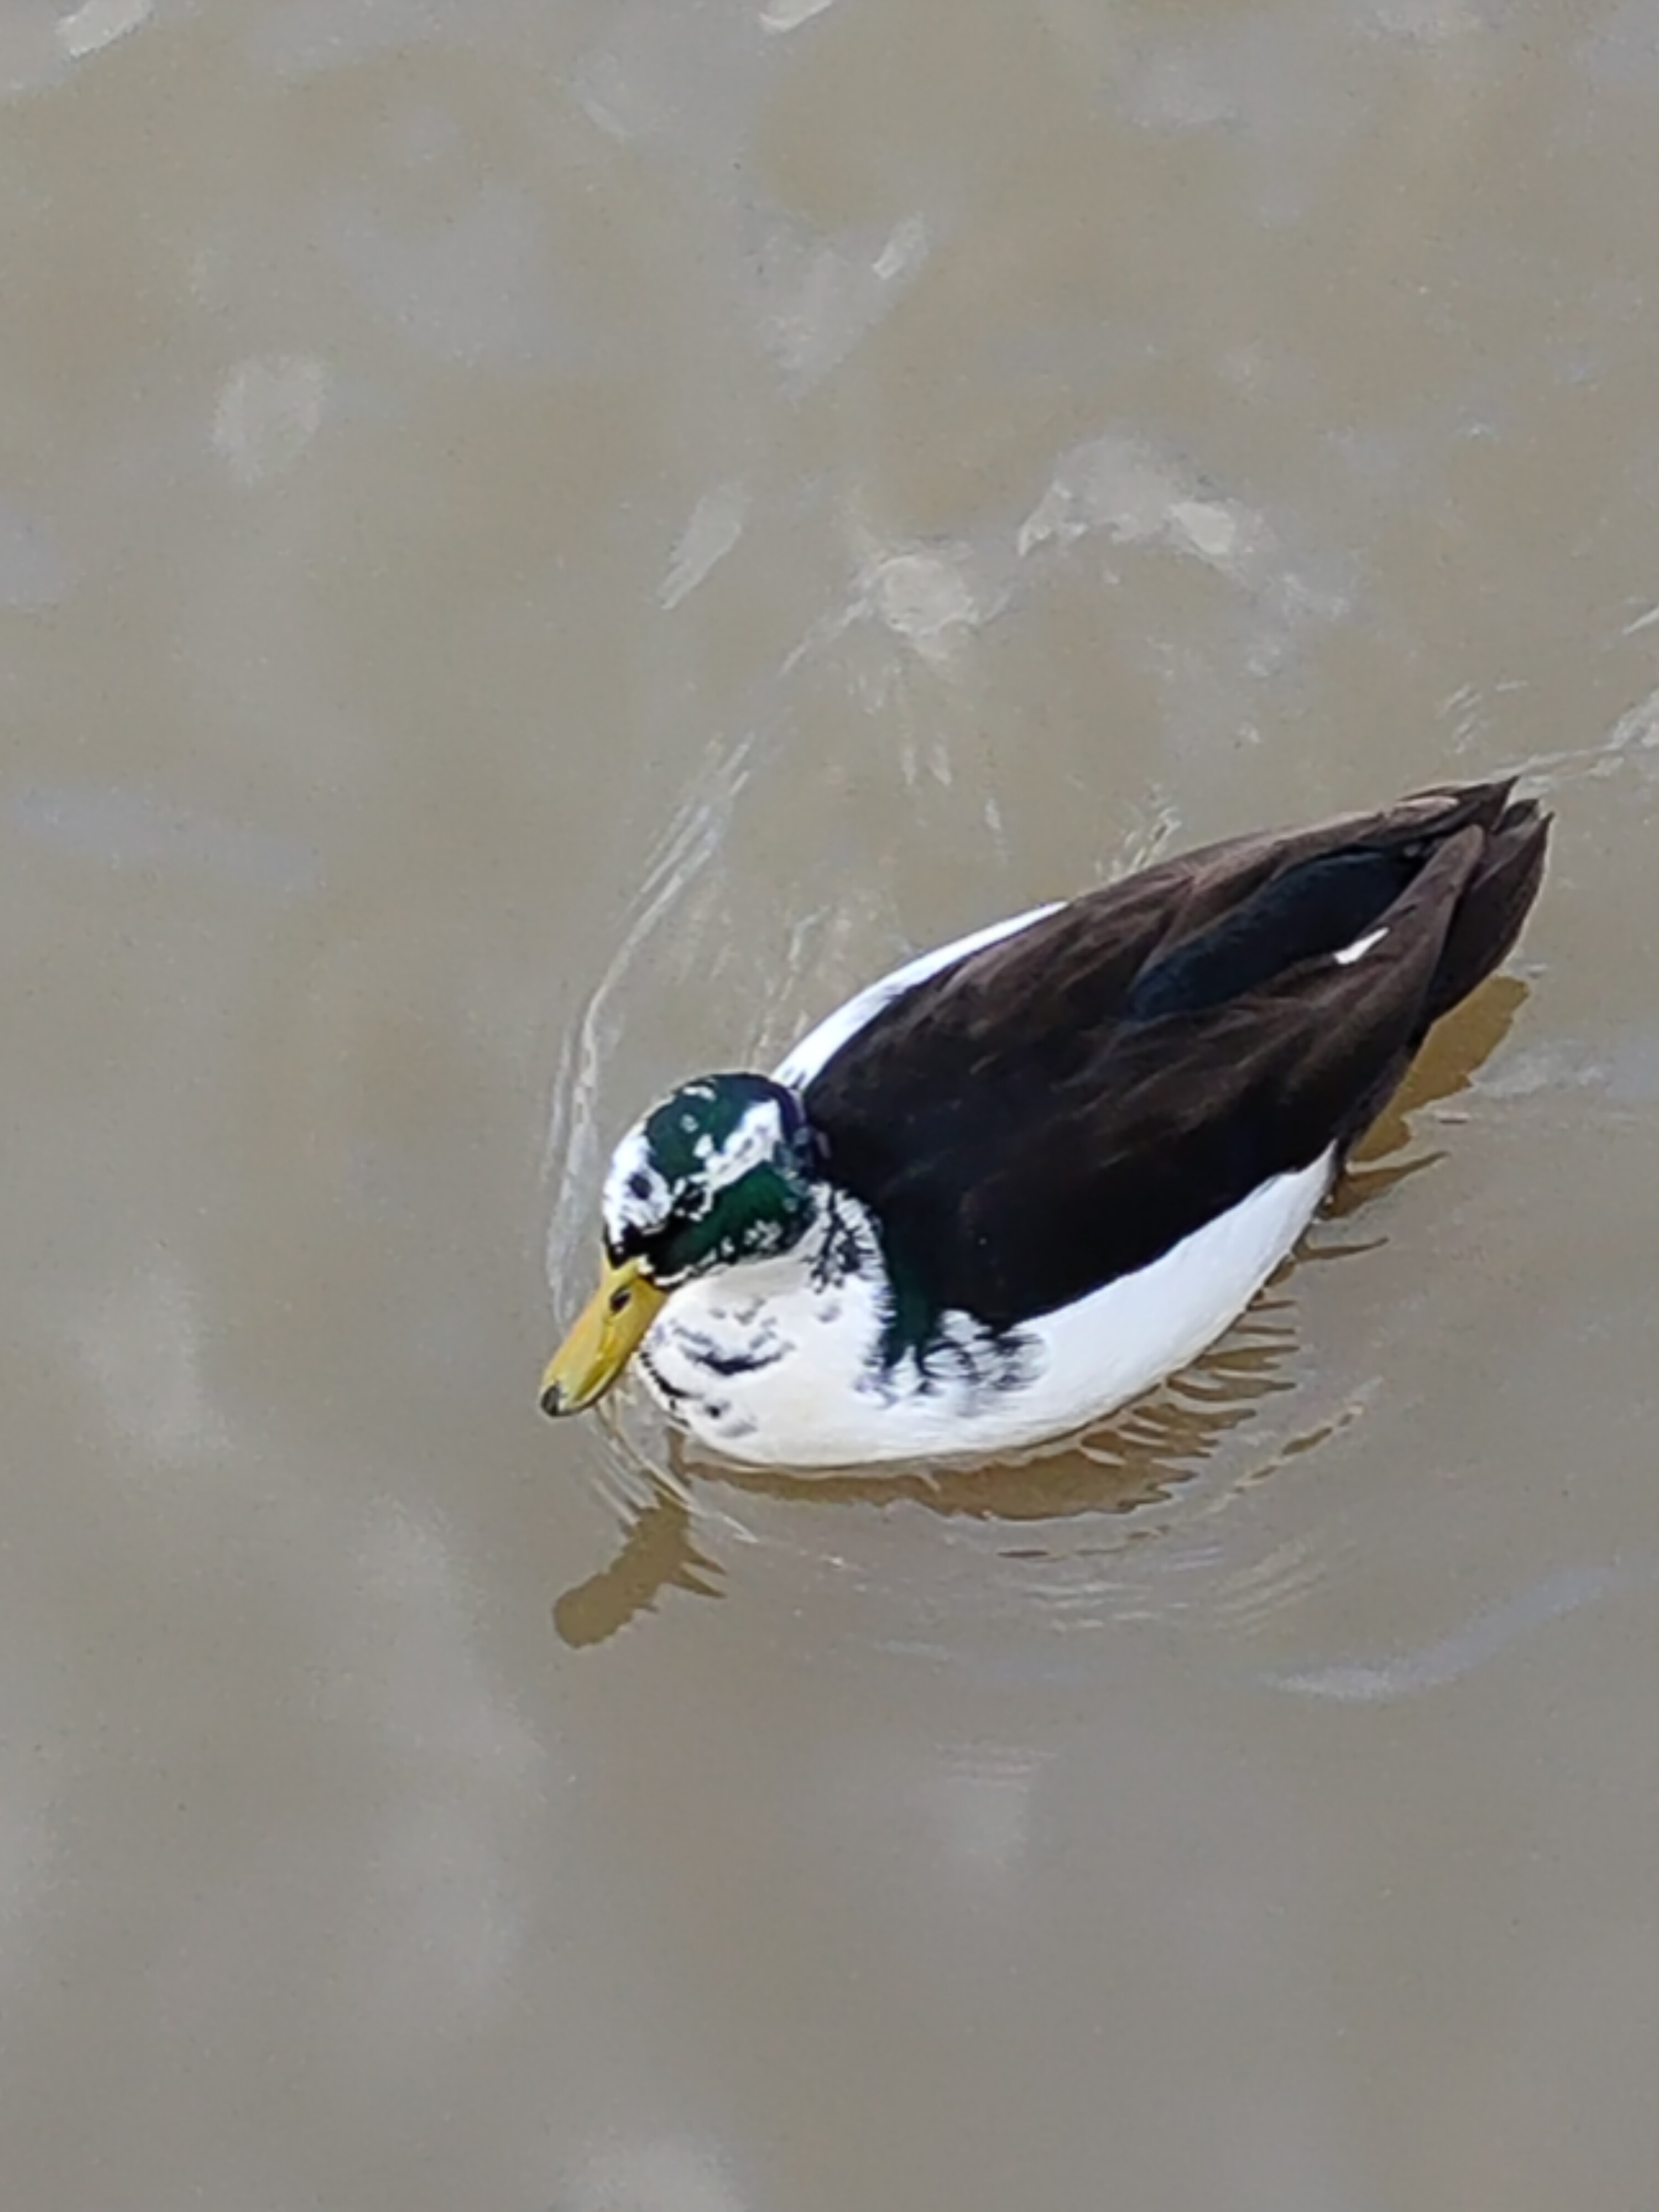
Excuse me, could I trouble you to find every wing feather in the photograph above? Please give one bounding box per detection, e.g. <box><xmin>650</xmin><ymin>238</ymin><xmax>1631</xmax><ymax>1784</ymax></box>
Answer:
<box><xmin>803</xmin><ymin>782</ymin><xmax>1546</xmax><ymax>1331</ymax></box>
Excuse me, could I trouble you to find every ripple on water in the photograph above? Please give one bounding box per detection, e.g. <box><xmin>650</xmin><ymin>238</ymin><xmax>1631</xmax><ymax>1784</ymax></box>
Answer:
<box><xmin>547</xmin><ymin>953</ymin><xmax>1390</xmax><ymax>1662</ymax></box>
<box><xmin>538</xmin><ymin>518</ymin><xmax>1644</xmax><ymax>1661</ymax></box>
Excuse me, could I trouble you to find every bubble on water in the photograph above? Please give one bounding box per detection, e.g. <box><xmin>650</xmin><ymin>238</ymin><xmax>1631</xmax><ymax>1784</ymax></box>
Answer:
<box><xmin>212</xmin><ymin>356</ymin><xmax>330</xmax><ymax>488</ymax></box>
<box><xmin>56</xmin><ymin>0</ymin><xmax>153</xmax><ymax>62</ymax></box>
<box><xmin>660</xmin><ymin>482</ymin><xmax>749</xmax><ymax>611</ymax></box>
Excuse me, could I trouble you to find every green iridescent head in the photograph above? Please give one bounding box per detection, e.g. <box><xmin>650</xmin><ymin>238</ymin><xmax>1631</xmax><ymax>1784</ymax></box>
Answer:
<box><xmin>541</xmin><ymin>1073</ymin><xmax>826</xmax><ymax>1421</ymax></box>
<box><xmin>599</xmin><ymin>1072</ymin><xmax>823</xmax><ymax>1285</ymax></box>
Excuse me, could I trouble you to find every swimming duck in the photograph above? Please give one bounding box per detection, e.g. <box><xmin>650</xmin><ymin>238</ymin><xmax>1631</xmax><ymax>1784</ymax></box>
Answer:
<box><xmin>541</xmin><ymin>778</ymin><xmax>1549</xmax><ymax>1470</ymax></box>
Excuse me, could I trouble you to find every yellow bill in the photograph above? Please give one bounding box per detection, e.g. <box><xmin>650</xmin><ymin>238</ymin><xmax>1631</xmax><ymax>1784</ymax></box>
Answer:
<box><xmin>540</xmin><ymin>1255</ymin><xmax>667</xmax><ymax>1417</ymax></box>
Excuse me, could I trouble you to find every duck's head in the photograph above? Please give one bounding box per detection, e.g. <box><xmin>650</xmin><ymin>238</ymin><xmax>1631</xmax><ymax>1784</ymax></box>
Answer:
<box><xmin>540</xmin><ymin>1072</ymin><xmax>822</xmax><ymax>1418</ymax></box>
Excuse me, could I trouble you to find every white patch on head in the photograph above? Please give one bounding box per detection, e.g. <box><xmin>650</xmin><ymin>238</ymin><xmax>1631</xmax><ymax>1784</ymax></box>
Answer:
<box><xmin>1333</xmin><ymin>925</ymin><xmax>1387</xmax><ymax>966</ymax></box>
<box><xmin>700</xmin><ymin>1099</ymin><xmax>787</xmax><ymax>1194</ymax></box>
<box><xmin>601</xmin><ymin>1124</ymin><xmax>672</xmax><ymax>1242</ymax></box>
<box><xmin>600</xmin><ymin>1090</ymin><xmax>791</xmax><ymax>1250</ymax></box>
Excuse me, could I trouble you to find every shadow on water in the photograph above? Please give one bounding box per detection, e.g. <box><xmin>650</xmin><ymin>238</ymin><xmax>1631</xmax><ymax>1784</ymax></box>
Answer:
<box><xmin>553</xmin><ymin>1481</ymin><xmax>725</xmax><ymax>1648</ymax></box>
<box><xmin>551</xmin><ymin>972</ymin><xmax>1533</xmax><ymax>1645</ymax></box>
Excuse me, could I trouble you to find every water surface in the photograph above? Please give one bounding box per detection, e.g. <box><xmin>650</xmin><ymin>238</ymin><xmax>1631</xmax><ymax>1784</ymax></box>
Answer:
<box><xmin>3</xmin><ymin>4</ymin><xmax>1656</xmax><ymax>2208</ymax></box>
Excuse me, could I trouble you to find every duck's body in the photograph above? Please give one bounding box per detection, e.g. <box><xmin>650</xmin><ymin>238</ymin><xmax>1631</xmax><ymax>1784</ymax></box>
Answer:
<box><xmin>542</xmin><ymin>779</ymin><xmax>1550</xmax><ymax>1470</ymax></box>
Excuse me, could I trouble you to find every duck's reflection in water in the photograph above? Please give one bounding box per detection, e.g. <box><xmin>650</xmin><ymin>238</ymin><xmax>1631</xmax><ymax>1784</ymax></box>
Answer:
<box><xmin>553</xmin><ymin>1479</ymin><xmax>724</xmax><ymax>1648</ymax></box>
<box><xmin>553</xmin><ymin>1300</ymin><xmax>1296</xmax><ymax>1647</ymax></box>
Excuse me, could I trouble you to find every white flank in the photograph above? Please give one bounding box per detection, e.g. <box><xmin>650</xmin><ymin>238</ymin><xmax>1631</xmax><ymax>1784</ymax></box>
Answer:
<box><xmin>637</xmin><ymin>1152</ymin><xmax>1335</xmax><ymax>1469</ymax></box>
<box><xmin>773</xmin><ymin>902</ymin><xmax>1062</xmax><ymax>1089</ymax></box>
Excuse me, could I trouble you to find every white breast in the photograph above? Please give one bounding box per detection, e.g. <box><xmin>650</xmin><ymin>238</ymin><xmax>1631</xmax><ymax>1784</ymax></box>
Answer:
<box><xmin>636</xmin><ymin>1152</ymin><xmax>1335</xmax><ymax>1470</ymax></box>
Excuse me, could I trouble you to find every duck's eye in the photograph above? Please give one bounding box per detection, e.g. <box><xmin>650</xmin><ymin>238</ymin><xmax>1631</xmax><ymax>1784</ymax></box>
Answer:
<box><xmin>627</xmin><ymin>1171</ymin><xmax>651</xmax><ymax>1199</ymax></box>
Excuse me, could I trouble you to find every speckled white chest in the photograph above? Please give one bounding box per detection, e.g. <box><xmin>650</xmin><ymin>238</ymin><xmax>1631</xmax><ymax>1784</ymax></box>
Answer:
<box><xmin>636</xmin><ymin>1151</ymin><xmax>1333</xmax><ymax>1469</ymax></box>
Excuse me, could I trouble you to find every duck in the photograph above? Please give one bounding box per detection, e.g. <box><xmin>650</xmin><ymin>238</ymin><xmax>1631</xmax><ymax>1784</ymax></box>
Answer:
<box><xmin>540</xmin><ymin>778</ymin><xmax>1550</xmax><ymax>1470</ymax></box>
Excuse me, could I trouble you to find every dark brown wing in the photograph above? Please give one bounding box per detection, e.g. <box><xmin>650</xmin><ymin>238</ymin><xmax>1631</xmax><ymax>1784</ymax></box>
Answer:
<box><xmin>803</xmin><ymin>780</ymin><xmax>1548</xmax><ymax>1332</ymax></box>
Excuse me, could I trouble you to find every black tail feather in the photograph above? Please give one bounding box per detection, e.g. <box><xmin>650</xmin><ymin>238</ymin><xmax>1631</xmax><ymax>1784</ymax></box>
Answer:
<box><xmin>1422</xmin><ymin>794</ymin><xmax>1551</xmax><ymax>1029</ymax></box>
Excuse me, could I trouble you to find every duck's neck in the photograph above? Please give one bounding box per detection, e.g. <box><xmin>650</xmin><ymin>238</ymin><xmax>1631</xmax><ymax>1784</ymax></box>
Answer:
<box><xmin>776</xmin><ymin>1177</ymin><xmax>944</xmax><ymax>1374</ymax></box>
<box><xmin>670</xmin><ymin>1175</ymin><xmax>893</xmax><ymax>1326</ymax></box>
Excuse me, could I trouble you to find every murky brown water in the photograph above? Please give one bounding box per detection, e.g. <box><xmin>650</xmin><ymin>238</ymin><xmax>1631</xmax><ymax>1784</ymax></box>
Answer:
<box><xmin>4</xmin><ymin>3</ymin><xmax>1657</xmax><ymax>2206</ymax></box>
